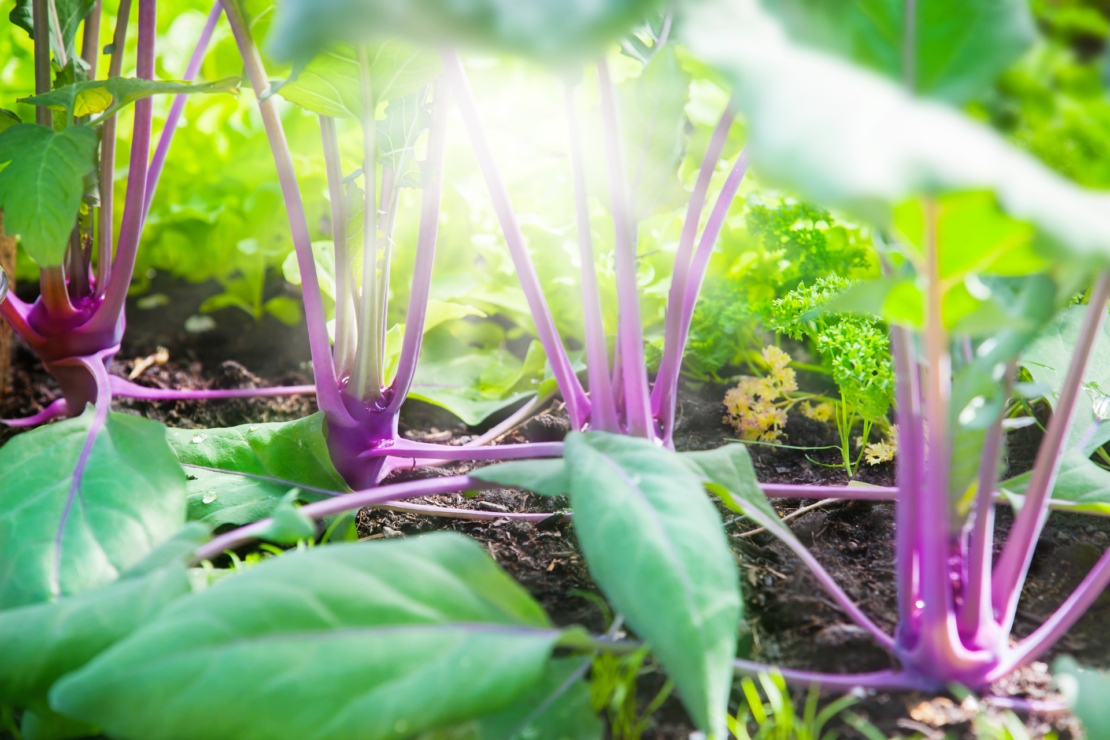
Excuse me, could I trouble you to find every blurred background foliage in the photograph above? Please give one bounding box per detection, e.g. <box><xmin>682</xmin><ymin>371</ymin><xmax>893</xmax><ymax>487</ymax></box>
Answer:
<box><xmin>4</xmin><ymin>0</ymin><xmax>1110</xmax><ymax>403</ymax></box>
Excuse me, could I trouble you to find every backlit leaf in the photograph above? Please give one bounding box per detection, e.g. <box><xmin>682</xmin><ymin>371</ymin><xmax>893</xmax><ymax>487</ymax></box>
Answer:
<box><xmin>0</xmin><ymin>124</ymin><xmax>97</xmax><ymax>266</ymax></box>
<box><xmin>21</xmin><ymin>76</ymin><xmax>240</xmax><ymax>122</ymax></box>
<box><xmin>0</xmin><ymin>408</ymin><xmax>187</xmax><ymax>609</ymax></box>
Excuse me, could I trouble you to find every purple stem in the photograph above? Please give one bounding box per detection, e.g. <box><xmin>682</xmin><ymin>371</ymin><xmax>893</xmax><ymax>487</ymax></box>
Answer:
<box><xmin>660</xmin><ymin>150</ymin><xmax>749</xmax><ymax>445</ymax></box>
<box><xmin>596</xmin><ymin>58</ymin><xmax>652</xmax><ymax>439</ymax></box>
<box><xmin>190</xmin><ymin>474</ymin><xmax>490</xmax><ymax>562</ymax></box>
<box><xmin>564</xmin><ymin>79</ymin><xmax>618</xmax><ymax>433</ymax></box>
<box><xmin>737</xmin><ymin>493</ymin><xmax>894</xmax><ymax>649</ymax></box>
<box><xmin>1</xmin><ymin>398</ymin><xmax>68</xmax><ymax>427</ymax></box>
<box><xmin>1</xmin><ymin>293</ymin><xmax>47</xmax><ymax>347</ymax></box>
<box><xmin>386</xmin><ymin>77</ymin><xmax>450</xmax><ymax>416</ymax></box>
<box><xmin>88</xmin><ymin>0</ymin><xmax>155</xmax><ymax>332</ymax></box>
<box><xmin>374</xmin><ymin>500</ymin><xmax>566</xmax><ymax>522</ymax></box>
<box><xmin>218</xmin><ymin>0</ymin><xmax>352</xmax><ymax>427</ymax></box>
<box><xmin>319</xmin><ymin>115</ymin><xmax>358</xmax><ymax>380</ymax></box>
<box><xmin>732</xmin><ymin>660</ymin><xmax>931</xmax><ymax>692</ymax></box>
<box><xmin>441</xmin><ymin>50</ymin><xmax>589</xmax><ymax>430</ymax></box>
<box><xmin>360</xmin><ymin>440</ymin><xmax>564</xmax><ymax>461</ymax></box>
<box><xmin>32</xmin><ymin>0</ymin><xmax>50</xmax><ymax>127</ymax></box>
<box><xmin>142</xmin><ymin>2</ymin><xmax>222</xmax><ymax>226</ymax></box>
<box><xmin>993</xmin><ymin>272</ymin><xmax>1110</xmax><ymax>632</ymax></box>
<box><xmin>958</xmin><ymin>361</ymin><xmax>1015</xmax><ymax>643</ymax></box>
<box><xmin>95</xmin><ymin>0</ymin><xmax>132</xmax><ymax>298</ymax></box>
<box><xmin>464</xmin><ymin>388</ymin><xmax>554</xmax><ymax>447</ymax></box>
<box><xmin>80</xmin><ymin>0</ymin><xmax>101</xmax><ymax>76</ymax></box>
<box><xmin>109</xmin><ymin>375</ymin><xmax>315</xmax><ymax>400</ymax></box>
<box><xmin>759</xmin><ymin>483</ymin><xmax>896</xmax><ymax>501</ymax></box>
<box><xmin>989</xmin><ymin>540</ymin><xmax>1110</xmax><ymax>680</ymax></box>
<box><xmin>51</xmin><ymin>348</ymin><xmax>114</xmax><ymax>599</ymax></box>
<box><xmin>891</xmin><ymin>324</ymin><xmax>924</xmax><ymax>640</ymax></box>
<box><xmin>651</xmin><ymin>104</ymin><xmax>735</xmax><ymax>421</ymax></box>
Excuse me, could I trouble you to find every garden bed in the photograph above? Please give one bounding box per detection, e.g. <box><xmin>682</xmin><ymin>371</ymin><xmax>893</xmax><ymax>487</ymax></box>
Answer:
<box><xmin>1</xmin><ymin>278</ymin><xmax>1104</xmax><ymax>740</ymax></box>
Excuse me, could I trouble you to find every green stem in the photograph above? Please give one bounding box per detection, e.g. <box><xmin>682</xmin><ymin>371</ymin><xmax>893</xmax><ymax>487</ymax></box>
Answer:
<box><xmin>353</xmin><ymin>45</ymin><xmax>382</xmax><ymax>402</ymax></box>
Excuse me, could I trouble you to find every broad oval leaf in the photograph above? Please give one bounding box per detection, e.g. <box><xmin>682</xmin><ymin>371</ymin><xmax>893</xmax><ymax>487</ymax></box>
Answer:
<box><xmin>681</xmin><ymin>0</ymin><xmax>1110</xmax><ymax>265</ymax></box>
<box><xmin>0</xmin><ymin>124</ymin><xmax>97</xmax><ymax>266</ymax></box>
<box><xmin>0</xmin><ymin>564</ymin><xmax>190</xmax><ymax>713</ymax></box>
<box><xmin>1054</xmin><ymin>656</ymin><xmax>1110</xmax><ymax>738</ymax></box>
<box><xmin>0</xmin><ymin>408</ymin><xmax>187</xmax><ymax>609</ymax></box>
<box><xmin>166</xmin><ymin>412</ymin><xmax>349</xmax><ymax>528</ymax></box>
<box><xmin>50</xmin><ymin>534</ymin><xmax>565</xmax><ymax>740</ymax></box>
<box><xmin>471</xmin><ymin>458</ymin><xmax>569</xmax><ymax>496</ymax></box>
<box><xmin>764</xmin><ymin>0</ymin><xmax>1036</xmax><ymax>105</ymax></box>
<box><xmin>269</xmin><ymin>0</ymin><xmax>662</xmax><ymax>63</ymax></box>
<box><xmin>564</xmin><ymin>432</ymin><xmax>740</xmax><ymax>739</ymax></box>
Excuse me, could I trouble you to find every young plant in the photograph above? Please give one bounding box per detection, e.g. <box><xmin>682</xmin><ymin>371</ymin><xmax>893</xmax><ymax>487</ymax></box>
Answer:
<box><xmin>769</xmin><ymin>276</ymin><xmax>896</xmax><ymax>475</ymax></box>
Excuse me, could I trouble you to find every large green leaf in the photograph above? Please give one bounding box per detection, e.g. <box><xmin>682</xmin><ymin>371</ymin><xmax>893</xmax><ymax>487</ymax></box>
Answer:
<box><xmin>763</xmin><ymin>0</ymin><xmax>1036</xmax><ymax>105</ymax></box>
<box><xmin>563</xmin><ymin>432</ymin><xmax>739</xmax><ymax>739</ymax></box>
<box><xmin>50</xmin><ymin>534</ymin><xmax>565</xmax><ymax>740</ymax></box>
<box><xmin>1022</xmin><ymin>303</ymin><xmax>1110</xmax><ymax>455</ymax></box>
<box><xmin>471</xmin><ymin>459</ymin><xmax>570</xmax><ymax>496</ymax></box>
<box><xmin>166</xmin><ymin>413</ymin><xmax>349</xmax><ymax>527</ymax></box>
<box><xmin>620</xmin><ymin>45</ymin><xmax>690</xmax><ymax>220</ymax></box>
<box><xmin>0</xmin><ymin>565</ymin><xmax>190</xmax><ymax>713</ymax></box>
<box><xmin>681</xmin><ymin>0</ymin><xmax>1110</xmax><ymax>265</ymax></box>
<box><xmin>0</xmin><ymin>408</ymin><xmax>187</xmax><ymax>609</ymax></box>
<box><xmin>0</xmin><ymin>124</ymin><xmax>97</xmax><ymax>266</ymax></box>
<box><xmin>378</xmin><ymin>89</ymin><xmax>431</xmax><ymax>186</ymax></box>
<box><xmin>1054</xmin><ymin>656</ymin><xmax>1110</xmax><ymax>739</ymax></box>
<box><xmin>269</xmin><ymin>0</ymin><xmax>662</xmax><ymax>62</ymax></box>
<box><xmin>677</xmin><ymin>443</ymin><xmax>782</xmax><ymax>528</ymax></box>
<box><xmin>277</xmin><ymin>42</ymin><xmax>439</xmax><ymax>118</ymax></box>
<box><xmin>21</xmin><ymin>76</ymin><xmax>241</xmax><ymax>123</ymax></box>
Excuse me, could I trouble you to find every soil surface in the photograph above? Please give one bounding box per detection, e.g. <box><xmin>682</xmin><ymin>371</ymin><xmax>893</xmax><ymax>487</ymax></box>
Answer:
<box><xmin>2</xmin><ymin>276</ymin><xmax>1108</xmax><ymax>740</ymax></box>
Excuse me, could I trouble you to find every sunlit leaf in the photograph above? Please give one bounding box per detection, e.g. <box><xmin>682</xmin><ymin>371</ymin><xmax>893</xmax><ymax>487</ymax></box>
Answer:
<box><xmin>764</xmin><ymin>0</ymin><xmax>1036</xmax><ymax>104</ymax></box>
<box><xmin>682</xmin><ymin>0</ymin><xmax>1110</xmax><ymax>266</ymax></box>
<box><xmin>21</xmin><ymin>76</ymin><xmax>240</xmax><ymax>122</ymax></box>
<box><xmin>0</xmin><ymin>408</ymin><xmax>187</xmax><ymax>609</ymax></box>
<box><xmin>50</xmin><ymin>534</ymin><xmax>565</xmax><ymax>740</ymax></box>
<box><xmin>277</xmin><ymin>42</ymin><xmax>439</xmax><ymax>118</ymax></box>
<box><xmin>0</xmin><ymin>124</ymin><xmax>97</xmax><ymax>267</ymax></box>
<box><xmin>269</xmin><ymin>0</ymin><xmax>663</xmax><ymax>63</ymax></box>
<box><xmin>166</xmin><ymin>413</ymin><xmax>349</xmax><ymax>528</ymax></box>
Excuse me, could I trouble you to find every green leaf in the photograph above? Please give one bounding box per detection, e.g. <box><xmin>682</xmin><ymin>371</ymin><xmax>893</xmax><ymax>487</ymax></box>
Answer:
<box><xmin>471</xmin><ymin>459</ymin><xmax>570</xmax><ymax>497</ymax></box>
<box><xmin>166</xmin><ymin>413</ymin><xmax>350</xmax><ymax>528</ymax></box>
<box><xmin>0</xmin><ymin>109</ymin><xmax>20</xmax><ymax>134</ymax></box>
<box><xmin>1022</xmin><ymin>303</ymin><xmax>1110</xmax><ymax>455</ymax></box>
<box><xmin>764</xmin><ymin>0</ymin><xmax>1036</xmax><ymax>105</ymax></box>
<box><xmin>122</xmin><ymin>523</ymin><xmax>211</xmax><ymax>578</ymax></box>
<box><xmin>678</xmin><ymin>443</ymin><xmax>782</xmax><ymax>527</ymax></box>
<box><xmin>269</xmin><ymin>0</ymin><xmax>661</xmax><ymax>63</ymax></box>
<box><xmin>1000</xmin><ymin>448</ymin><xmax>1110</xmax><ymax>516</ymax></box>
<box><xmin>564</xmin><ymin>432</ymin><xmax>740</xmax><ymax>739</ymax></box>
<box><xmin>21</xmin><ymin>76</ymin><xmax>240</xmax><ymax>123</ymax></box>
<box><xmin>50</xmin><ymin>534</ymin><xmax>564</xmax><ymax>740</ymax></box>
<box><xmin>0</xmin><ymin>408</ymin><xmax>187</xmax><ymax>609</ymax></box>
<box><xmin>681</xmin><ymin>0</ymin><xmax>1110</xmax><ymax>266</ymax></box>
<box><xmin>378</xmin><ymin>89</ymin><xmax>431</xmax><ymax>186</ymax></box>
<box><xmin>277</xmin><ymin>42</ymin><xmax>439</xmax><ymax>118</ymax></box>
<box><xmin>410</xmin><ymin>350</ymin><xmax>536</xmax><ymax>426</ymax></box>
<box><xmin>1054</xmin><ymin>656</ymin><xmax>1110</xmax><ymax>739</ymax></box>
<box><xmin>9</xmin><ymin>0</ymin><xmax>95</xmax><ymax>64</ymax></box>
<box><xmin>0</xmin><ymin>565</ymin><xmax>189</xmax><ymax>713</ymax></box>
<box><xmin>256</xmin><ymin>491</ymin><xmax>317</xmax><ymax>544</ymax></box>
<box><xmin>469</xmin><ymin>658</ymin><xmax>601</xmax><ymax>740</ymax></box>
<box><xmin>620</xmin><ymin>46</ymin><xmax>690</xmax><ymax>219</ymax></box>
<box><xmin>0</xmin><ymin>124</ymin><xmax>97</xmax><ymax>266</ymax></box>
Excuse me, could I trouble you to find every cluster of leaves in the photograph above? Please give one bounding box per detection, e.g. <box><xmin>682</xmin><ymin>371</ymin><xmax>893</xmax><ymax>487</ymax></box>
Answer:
<box><xmin>684</xmin><ymin>199</ymin><xmax>876</xmax><ymax>381</ymax></box>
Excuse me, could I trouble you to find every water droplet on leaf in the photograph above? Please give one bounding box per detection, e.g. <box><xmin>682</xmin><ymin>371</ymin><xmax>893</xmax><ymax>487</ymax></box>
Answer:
<box><xmin>191</xmin><ymin>433</ymin><xmax>207</xmax><ymax>444</ymax></box>
<box><xmin>202</xmin><ymin>492</ymin><xmax>218</xmax><ymax>504</ymax></box>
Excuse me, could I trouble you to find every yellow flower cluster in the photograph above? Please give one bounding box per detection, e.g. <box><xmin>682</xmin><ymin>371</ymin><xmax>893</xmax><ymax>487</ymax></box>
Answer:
<box><xmin>723</xmin><ymin>346</ymin><xmax>797</xmax><ymax>443</ymax></box>
<box><xmin>864</xmin><ymin>426</ymin><xmax>898</xmax><ymax>465</ymax></box>
<box><xmin>800</xmin><ymin>400</ymin><xmax>835</xmax><ymax>422</ymax></box>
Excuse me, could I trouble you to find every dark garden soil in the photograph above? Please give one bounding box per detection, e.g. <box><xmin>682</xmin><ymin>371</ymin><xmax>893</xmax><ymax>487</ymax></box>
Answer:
<box><xmin>2</xmin><ymin>276</ymin><xmax>1109</xmax><ymax>740</ymax></box>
